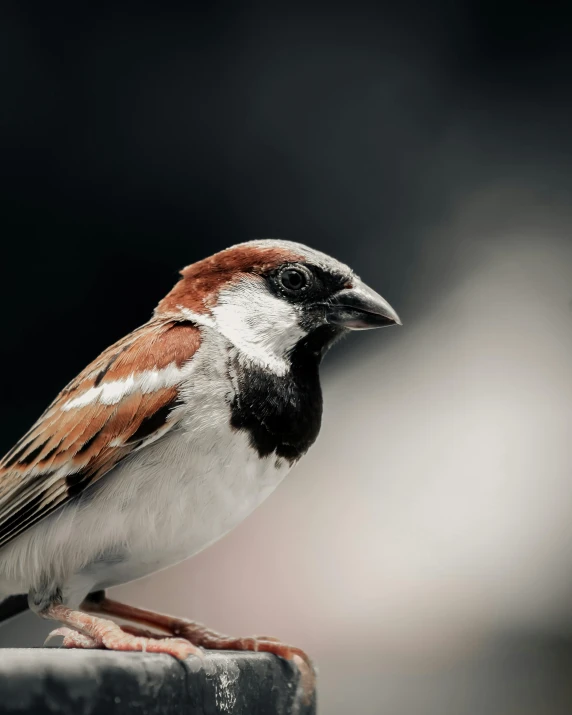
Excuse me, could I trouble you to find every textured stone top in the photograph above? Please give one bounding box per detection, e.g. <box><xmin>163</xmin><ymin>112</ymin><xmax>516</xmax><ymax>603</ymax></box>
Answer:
<box><xmin>0</xmin><ymin>648</ymin><xmax>315</xmax><ymax>715</ymax></box>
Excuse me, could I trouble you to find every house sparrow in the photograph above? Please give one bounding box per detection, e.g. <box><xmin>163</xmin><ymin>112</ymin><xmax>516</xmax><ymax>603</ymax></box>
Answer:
<box><xmin>0</xmin><ymin>240</ymin><xmax>399</xmax><ymax>697</ymax></box>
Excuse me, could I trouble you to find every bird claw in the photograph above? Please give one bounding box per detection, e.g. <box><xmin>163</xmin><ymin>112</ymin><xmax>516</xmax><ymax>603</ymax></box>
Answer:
<box><xmin>45</xmin><ymin>627</ymin><xmax>101</xmax><ymax>649</ymax></box>
<box><xmin>248</xmin><ymin>637</ymin><xmax>315</xmax><ymax>704</ymax></box>
<box><xmin>172</xmin><ymin>623</ymin><xmax>315</xmax><ymax>704</ymax></box>
<box><xmin>44</xmin><ymin>626</ymin><xmax>70</xmax><ymax>646</ymax></box>
<box><xmin>291</xmin><ymin>653</ymin><xmax>316</xmax><ymax>706</ymax></box>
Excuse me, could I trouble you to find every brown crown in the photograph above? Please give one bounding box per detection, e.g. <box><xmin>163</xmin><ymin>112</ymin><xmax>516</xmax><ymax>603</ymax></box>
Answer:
<box><xmin>156</xmin><ymin>243</ymin><xmax>304</xmax><ymax>315</ymax></box>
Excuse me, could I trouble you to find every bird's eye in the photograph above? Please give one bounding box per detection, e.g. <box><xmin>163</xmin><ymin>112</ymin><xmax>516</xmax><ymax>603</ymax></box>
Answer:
<box><xmin>279</xmin><ymin>267</ymin><xmax>309</xmax><ymax>292</ymax></box>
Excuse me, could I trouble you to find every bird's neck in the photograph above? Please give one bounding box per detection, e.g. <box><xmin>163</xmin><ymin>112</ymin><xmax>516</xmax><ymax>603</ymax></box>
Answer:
<box><xmin>228</xmin><ymin>326</ymin><xmax>344</xmax><ymax>464</ymax></box>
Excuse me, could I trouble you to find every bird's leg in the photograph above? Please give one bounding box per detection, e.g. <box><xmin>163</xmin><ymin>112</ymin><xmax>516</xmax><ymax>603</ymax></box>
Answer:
<box><xmin>83</xmin><ymin>592</ymin><xmax>315</xmax><ymax>702</ymax></box>
<box><xmin>41</xmin><ymin>603</ymin><xmax>202</xmax><ymax>659</ymax></box>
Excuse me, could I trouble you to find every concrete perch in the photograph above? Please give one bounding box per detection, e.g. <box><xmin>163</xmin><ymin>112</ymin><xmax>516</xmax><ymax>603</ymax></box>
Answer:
<box><xmin>0</xmin><ymin>648</ymin><xmax>316</xmax><ymax>714</ymax></box>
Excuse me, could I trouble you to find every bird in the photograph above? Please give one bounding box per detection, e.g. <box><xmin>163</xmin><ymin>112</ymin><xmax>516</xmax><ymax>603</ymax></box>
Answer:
<box><xmin>0</xmin><ymin>239</ymin><xmax>400</xmax><ymax>696</ymax></box>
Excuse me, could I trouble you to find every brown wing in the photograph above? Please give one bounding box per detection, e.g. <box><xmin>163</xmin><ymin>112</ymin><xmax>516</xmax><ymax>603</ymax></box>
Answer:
<box><xmin>0</xmin><ymin>318</ymin><xmax>201</xmax><ymax>549</ymax></box>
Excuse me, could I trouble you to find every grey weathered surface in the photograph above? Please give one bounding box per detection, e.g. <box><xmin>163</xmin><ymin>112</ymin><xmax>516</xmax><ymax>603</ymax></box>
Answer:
<box><xmin>0</xmin><ymin>649</ymin><xmax>316</xmax><ymax>715</ymax></box>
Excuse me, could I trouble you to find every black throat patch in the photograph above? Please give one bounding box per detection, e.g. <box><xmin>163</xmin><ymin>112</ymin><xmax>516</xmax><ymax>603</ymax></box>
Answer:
<box><xmin>229</xmin><ymin>325</ymin><xmax>342</xmax><ymax>465</ymax></box>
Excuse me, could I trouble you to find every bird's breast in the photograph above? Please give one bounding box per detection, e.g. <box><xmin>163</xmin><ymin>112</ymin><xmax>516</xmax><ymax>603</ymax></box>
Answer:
<box><xmin>102</xmin><ymin>425</ymin><xmax>291</xmax><ymax>580</ymax></box>
<box><xmin>84</xmin><ymin>342</ymin><xmax>297</xmax><ymax>584</ymax></box>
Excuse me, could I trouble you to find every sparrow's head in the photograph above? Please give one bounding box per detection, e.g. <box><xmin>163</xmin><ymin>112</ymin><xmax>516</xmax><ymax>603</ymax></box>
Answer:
<box><xmin>157</xmin><ymin>239</ymin><xmax>400</xmax><ymax>374</ymax></box>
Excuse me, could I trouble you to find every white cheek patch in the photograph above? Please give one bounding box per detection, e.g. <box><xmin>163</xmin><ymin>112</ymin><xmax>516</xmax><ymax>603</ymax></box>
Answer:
<box><xmin>212</xmin><ymin>279</ymin><xmax>306</xmax><ymax>375</ymax></box>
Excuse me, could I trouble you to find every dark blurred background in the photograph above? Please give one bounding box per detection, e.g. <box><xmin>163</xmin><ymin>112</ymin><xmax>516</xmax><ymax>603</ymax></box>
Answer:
<box><xmin>2</xmin><ymin>2</ymin><xmax>572</xmax><ymax>713</ymax></box>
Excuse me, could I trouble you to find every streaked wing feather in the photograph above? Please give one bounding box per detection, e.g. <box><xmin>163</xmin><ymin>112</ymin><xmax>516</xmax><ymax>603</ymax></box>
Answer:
<box><xmin>0</xmin><ymin>319</ymin><xmax>201</xmax><ymax>548</ymax></box>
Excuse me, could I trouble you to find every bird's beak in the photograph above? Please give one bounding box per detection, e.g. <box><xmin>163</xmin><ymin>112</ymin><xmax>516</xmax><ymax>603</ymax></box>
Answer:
<box><xmin>325</xmin><ymin>280</ymin><xmax>401</xmax><ymax>330</ymax></box>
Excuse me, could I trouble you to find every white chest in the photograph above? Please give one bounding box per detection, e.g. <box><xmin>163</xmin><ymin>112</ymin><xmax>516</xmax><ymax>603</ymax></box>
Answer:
<box><xmin>78</xmin><ymin>340</ymin><xmax>293</xmax><ymax>584</ymax></box>
<box><xmin>113</xmin><ymin>410</ymin><xmax>291</xmax><ymax>568</ymax></box>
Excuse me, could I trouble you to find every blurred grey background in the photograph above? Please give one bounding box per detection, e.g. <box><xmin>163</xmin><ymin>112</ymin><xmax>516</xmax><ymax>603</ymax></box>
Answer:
<box><xmin>2</xmin><ymin>2</ymin><xmax>572</xmax><ymax>713</ymax></box>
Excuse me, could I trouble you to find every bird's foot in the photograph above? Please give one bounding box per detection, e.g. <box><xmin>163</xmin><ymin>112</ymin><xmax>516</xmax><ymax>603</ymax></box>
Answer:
<box><xmin>43</xmin><ymin>604</ymin><xmax>202</xmax><ymax>659</ymax></box>
<box><xmin>172</xmin><ymin>621</ymin><xmax>315</xmax><ymax>703</ymax></box>
<box><xmin>45</xmin><ymin>623</ymin><xmax>183</xmax><ymax>650</ymax></box>
<box><xmin>82</xmin><ymin>594</ymin><xmax>316</xmax><ymax>704</ymax></box>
